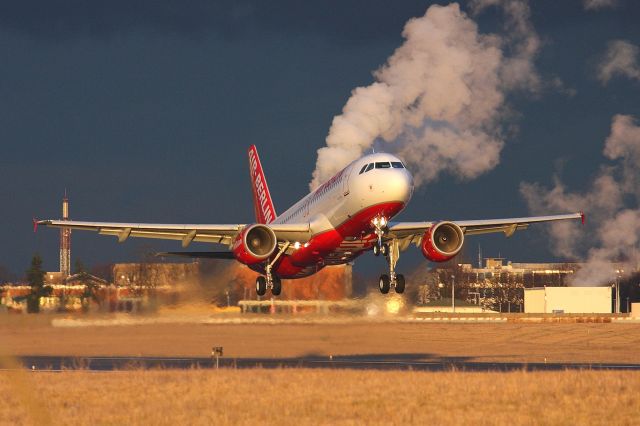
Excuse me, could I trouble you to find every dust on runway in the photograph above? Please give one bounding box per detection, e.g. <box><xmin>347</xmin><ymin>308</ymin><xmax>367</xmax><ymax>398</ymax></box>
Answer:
<box><xmin>2</xmin><ymin>314</ymin><xmax>639</xmax><ymax>365</ymax></box>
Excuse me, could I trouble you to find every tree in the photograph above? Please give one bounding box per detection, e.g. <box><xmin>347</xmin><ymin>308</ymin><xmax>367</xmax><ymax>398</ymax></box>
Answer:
<box><xmin>25</xmin><ymin>255</ymin><xmax>52</xmax><ymax>313</ymax></box>
<box><xmin>74</xmin><ymin>259</ymin><xmax>86</xmax><ymax>275</ymax></box>
<box><xmin>74</xmin><ymin>259</ymin><xmax>99</xmax><ymax>312</ymax></box>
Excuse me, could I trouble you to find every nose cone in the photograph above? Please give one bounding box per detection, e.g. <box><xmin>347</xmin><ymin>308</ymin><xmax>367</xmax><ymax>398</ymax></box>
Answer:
<box><xmin>380</xmin><ymin>169</ymin><xmax>413</xmax><ymax>204</ymax></box>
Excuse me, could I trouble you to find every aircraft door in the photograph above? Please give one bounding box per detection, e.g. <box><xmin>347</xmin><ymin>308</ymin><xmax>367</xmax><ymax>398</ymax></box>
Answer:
<box><xmin>342</xmin><ymin>165</ymin><xmax>352</xmax><ymax>196</ymax></box>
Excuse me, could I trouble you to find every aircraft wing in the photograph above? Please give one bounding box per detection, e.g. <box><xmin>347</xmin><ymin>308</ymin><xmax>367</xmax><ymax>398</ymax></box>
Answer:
<box><xmin>387</xmin><ymin>212</ymin><xmax>584</xmax><ymax>247</ymax></box>
<box><xmin>36</xmin><ymin>220</ymin><xmax>312</xmax><ymax>248</ymax></box>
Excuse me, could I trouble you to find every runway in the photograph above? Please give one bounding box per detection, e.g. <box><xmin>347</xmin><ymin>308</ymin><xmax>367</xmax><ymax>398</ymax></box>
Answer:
<box><xmin>13</xmin><ymin>355</ymin><xmax>640</xmax><ymax>372</ymax></box>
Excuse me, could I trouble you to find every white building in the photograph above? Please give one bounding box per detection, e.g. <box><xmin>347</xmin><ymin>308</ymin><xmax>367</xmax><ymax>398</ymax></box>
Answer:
<box><xmin>524</xmin><ymin>286</ymin><xmax>612</xmax><ymax>314</ymax></box>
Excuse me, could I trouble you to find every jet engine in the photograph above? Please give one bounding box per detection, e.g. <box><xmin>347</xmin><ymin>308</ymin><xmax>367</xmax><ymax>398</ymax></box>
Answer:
<box><xmin>232</xmin><ymin>224</ymin><xmax>278</xmax><ymax>265</ymax></box>
<box><xmin>421</xmin><ymin>221</ymin><xmax>464</xmax><ymax>262</ymax></box>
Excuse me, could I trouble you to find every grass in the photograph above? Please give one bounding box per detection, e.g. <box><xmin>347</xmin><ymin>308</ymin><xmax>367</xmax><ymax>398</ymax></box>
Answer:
<box><xmin>1</xmin><ymin>369</ymin><xmax>638</xmax><ymax>425</ymax></box>
<box><xmin>2</xmin><ymin>315</ymin><xmax>639</xmax><ymax>364</ymax></box>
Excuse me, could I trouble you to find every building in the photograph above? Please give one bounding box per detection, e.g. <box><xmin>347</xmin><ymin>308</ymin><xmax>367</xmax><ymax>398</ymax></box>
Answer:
<box><xmin>113</xmin><ymin>262</ymin><xmax>201</xmax><ymax>288</ymax></box>
<box><xmin>412</xmin><ymin>258</ymin><xmax>581</xmax><ymax>313</ymax></box>
<box><xmin>524</xmin><ymin>286</ymin><xmax>612</xmax><ymax>314</ymax></box>
<box><xmin>413</xmin><ymin>297</ymin><xmax>497</xmax><ymax>314</ymax></box>
<box><xmin>112</xmin><ymin>260</ymin><xmax>353</xmax><ymax>306</ymax></box>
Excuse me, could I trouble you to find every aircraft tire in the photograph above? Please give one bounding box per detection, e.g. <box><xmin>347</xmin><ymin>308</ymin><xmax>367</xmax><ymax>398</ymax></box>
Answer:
<box><xmin>395</xmin><ymin>274</ymin><xmax>405</xmax><ymax>294</ymax></box>
<box><xmin>381</xmin><ymin>244</ymin><xmax>389</xmax><ymax>257</ymax></box>
<box><xmin>272</xmin><ymin>277</ymin><xmax>282</xmax><ymax>296</ymax></box>
<box><xmin>256</xmin><ymin>276</ymin><xmax>267</xmax><ymax>296</ymax></box>
<box><xmin>373</xmin><ymin>244</ymin><xmax>380</xmax><ymax>256</ymax></box>
<box><xmin>379</xmin><ymin>274</ymin><xmax>390</xmax><ymax>294</ymax></box>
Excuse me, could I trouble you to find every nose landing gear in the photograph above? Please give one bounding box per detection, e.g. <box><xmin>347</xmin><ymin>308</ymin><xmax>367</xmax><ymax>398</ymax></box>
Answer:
<box><xmin>372</xmin><ymin>233</ymin><xmax>406</xmax><ymax>295</ymax></box>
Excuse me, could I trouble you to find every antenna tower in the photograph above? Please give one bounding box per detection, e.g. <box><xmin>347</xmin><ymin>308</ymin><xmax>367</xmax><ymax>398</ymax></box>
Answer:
<box><xmin>60</xmin><ymin>190</ymin><xmax>71</xmax><ymax>277</ymax></box>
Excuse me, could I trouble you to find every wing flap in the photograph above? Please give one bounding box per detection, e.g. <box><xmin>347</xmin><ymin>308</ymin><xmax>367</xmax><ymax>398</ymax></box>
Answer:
<box><xmin>37</xmin><ymin>220</ymin><xmax>312</xmax><ymax>246</ymax></box>
<box><xmin>387</xmin><ymin>212</ymin><xmax>583</xmax><ymax>241</ymax></box>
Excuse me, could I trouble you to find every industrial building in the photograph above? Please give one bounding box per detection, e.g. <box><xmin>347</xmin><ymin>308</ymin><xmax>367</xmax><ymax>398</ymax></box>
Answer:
<box><xmin>524</xmin><ymin>286</ymin><xmax>612</xmax><ymax>314</ymax></box>
<box><xmin>416</xmin><ymin>257</ymin><xmax>634</xmax><ymax>312</ymax></box>
<box><xmin>413</xmin><ymin>258</ymin><xmax>581</xmax><ymax>313</ymax></box>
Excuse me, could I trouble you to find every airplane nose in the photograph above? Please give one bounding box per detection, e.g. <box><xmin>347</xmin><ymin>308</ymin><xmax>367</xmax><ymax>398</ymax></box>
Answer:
<box><xmin>386</xmin><ymin>169</ymin><xmax>413</xmax><ymax>203</ymax></box>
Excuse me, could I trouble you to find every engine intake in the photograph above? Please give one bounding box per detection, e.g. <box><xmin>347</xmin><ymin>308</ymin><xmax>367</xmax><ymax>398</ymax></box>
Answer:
<box><xmin>232</xmin><ymin>224</ymin><xmax>278</xmax><ymax>265</ymax></box>
<box><xmin>421</xmin><ymin>221</ymin><xmax>464</xmax><ymax>262</ymax></box>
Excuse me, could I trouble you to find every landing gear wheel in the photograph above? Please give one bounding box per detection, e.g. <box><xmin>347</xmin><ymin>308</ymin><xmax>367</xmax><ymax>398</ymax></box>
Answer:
<box><xmin>271</xmin><ymin>277</ymin><xmax>282</xmax><ymax>296</ymax></box>
<box><xmin>373</xmin><ymin>244</ymin><xmax>381</xmax><ymax>257</ymax></box>
<box><xmin>380</xmin><ymin>244</ymin><xmax>389</xmax><ymax>257</ymax></box>
<box><xmin>394</xmin><ymin>274</ymin><xmax>405</xmax><ymax>294</ymax></box>
<box><xmin>256</xmin><ymin>276</ymin><xmax>267</xmax><ymax>296</ymax></box>
<box><xmin>379</xmin><ymin>274</ymin><xmax>390</xmax><ymax>294</ymax></box>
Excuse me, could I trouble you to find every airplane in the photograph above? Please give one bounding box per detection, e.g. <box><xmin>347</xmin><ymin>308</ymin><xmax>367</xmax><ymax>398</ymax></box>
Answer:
<box><xmin>37</xmin><ymin>145</ymin><xmax>584</xmax><ymax>296</ymax></box>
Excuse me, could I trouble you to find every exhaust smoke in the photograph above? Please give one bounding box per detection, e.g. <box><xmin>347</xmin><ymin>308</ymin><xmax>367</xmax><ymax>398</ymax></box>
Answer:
<box><xmin>310</xmin><ymin>1</ymin><xmax>542</xmax><ymax>190</ymax></box>
<box><xmin>521</xmin><ymin>114</ymin><xmax>640</xmax><ymax>286</ymax></box>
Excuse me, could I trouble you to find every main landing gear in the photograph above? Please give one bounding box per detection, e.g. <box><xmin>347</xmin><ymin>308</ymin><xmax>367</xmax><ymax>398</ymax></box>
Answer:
<box><xmin>372</xmin><ymin>216</ymin><xmax>405</xmax><ymax>294</ymax></box>
<box><xmin>255</xmin><ymin>242</ymin><xmax>290</xmax><ymax>297</ymax></box>
<box><xmin>256</xmin><ymin>275</ymin><xmax>281</xmax><ymax>296</ymax></box>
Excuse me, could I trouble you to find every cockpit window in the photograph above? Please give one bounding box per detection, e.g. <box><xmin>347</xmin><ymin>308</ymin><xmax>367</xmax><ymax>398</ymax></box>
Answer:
<box><xmin>359</xmin><ymin>164</ymin><xmax>368</xmax><ymax>174</ymax></box>
<box><xmin>375</xmin><ymin>162</ymin><xmax>391</xmax><ymax>169</ymax></box>
<box><xmin>365</xmin><ymin>163</ymin><xmax>374</xmax><ymax>172</ymax></box>
<box><xmin>391</xmin><ymin>162</ymin><xmax>405</xmax><ymax>169</ymax></box>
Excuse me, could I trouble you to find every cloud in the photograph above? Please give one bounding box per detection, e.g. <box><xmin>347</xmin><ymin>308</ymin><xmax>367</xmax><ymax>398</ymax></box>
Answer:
<box><xmin>597</xmin><ymin>40</ymin><xmax>640</xmax><ymax>84</ymax></box>
<box><xmin>470</xmin><ymin>0</ymin><xmax>541</xmax><ymax>92</ymax></box>
<box><xmin>310</xmin><ymin>1</ymin><xmax>542</xmax><ymax>189</ymax></box>
<box><xmin>520</xmin><ymin>114</ymin><xmax>640</xmax><ymax>285</ymax></box>
<box><xmin>604</xmin><ymin>114</ymin><xmax>640</xmax><ymax>198</ymax></box>
<box><xmin>583</xmin><ymin>0</ymin><xmax>618</xmax><ymax>10</ymax></box>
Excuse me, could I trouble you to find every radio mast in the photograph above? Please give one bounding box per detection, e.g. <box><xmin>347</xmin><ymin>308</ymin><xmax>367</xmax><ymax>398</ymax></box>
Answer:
<box><xmin>60</xmin><ymin>190</ymin><xmax>71</xmax><ymax>277</ymax></box>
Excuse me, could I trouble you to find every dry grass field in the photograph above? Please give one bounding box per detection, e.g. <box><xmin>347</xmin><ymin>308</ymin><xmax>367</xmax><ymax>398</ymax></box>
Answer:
<box><xmin>1</xmin><ymin>369</ymin><xmax>639</xmax><ymax>425</ymax></box>
<box><xmin>1</xmin><ymin>314</ymin><xmax>639</xmax><ymax>364</ymax></box>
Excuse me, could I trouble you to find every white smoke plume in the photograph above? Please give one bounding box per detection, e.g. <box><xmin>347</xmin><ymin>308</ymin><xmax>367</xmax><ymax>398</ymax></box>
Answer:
<box><xmin>520</xmin><ymin>114</ymin><xmax>640</xmax><ymax>285</ymax></box>
<box><xmin>597</xmin><ymin>40</ymin><xmax>640</xmax><ymax>84</ymax></box>
<box><xmin>310</xmin><ymin>1</ymin><xmax>541</xmax><ymax>189</ymax></box>
<box><xmin>583</xmin><ymin>0</ymin><xmax>618</xmax><ymax>11</ymax></box>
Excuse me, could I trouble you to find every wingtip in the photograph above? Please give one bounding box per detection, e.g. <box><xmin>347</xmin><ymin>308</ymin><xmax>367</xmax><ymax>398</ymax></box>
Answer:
<box><xmin>33</xmin><ymin>217</ymin><xmax>38</xmax><ymax>233</ymax></box>
<box><xmin>580</xmin><ymin>211</ymin><xmax>586</xmax><ymax>225</ymax></box>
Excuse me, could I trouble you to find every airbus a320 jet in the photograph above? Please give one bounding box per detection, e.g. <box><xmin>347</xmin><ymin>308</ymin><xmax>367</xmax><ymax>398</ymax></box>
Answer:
<box><xmin>37</xmin><ymin>146</ymin><xmax>583</xmax><ymax>296</ymax></box>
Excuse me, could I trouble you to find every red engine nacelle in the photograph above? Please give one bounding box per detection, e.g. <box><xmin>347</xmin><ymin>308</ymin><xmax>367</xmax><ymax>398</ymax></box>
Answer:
<box><xmin>421</xmin><ymin>221</ymin><xmax>465</xmax><ymax>262</ymax></box>
<box><xmin>232</xmin><ymin>224</ymin><xmax>278</xmax><ymax>265</ymax></box>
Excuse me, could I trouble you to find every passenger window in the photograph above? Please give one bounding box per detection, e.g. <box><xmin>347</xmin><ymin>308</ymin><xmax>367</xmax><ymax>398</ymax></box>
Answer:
<box><xmin>375</xmin><ymin>162</ymin><xmax>391</xmax><ymax>169</ymax></box>
<box><xmin>359</xmin><ymin>164</ymin><xmax>368</xmax><ymax>174</ymax></box>
<box><xmin>365</xmin><ymin>163</ymin><xmax>374</xmax><ymax>173</ymax></box>
<box><xmin>391</xmin><ymin>162</ymin><xmax>404</xmax><ymax>168</ymax></box>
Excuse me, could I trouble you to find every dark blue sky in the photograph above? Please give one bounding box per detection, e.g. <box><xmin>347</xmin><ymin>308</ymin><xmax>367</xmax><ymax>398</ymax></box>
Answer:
<box><xmin>2</xmin><ymin>0</ymin><xmax>639</xmax><ymax>278</ymax></box>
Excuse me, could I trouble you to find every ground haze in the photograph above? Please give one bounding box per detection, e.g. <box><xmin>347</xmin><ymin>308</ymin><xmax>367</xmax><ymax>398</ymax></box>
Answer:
<box><xmin>2</xmin><ymin>315</ymin><xmax>639</xmax><ymax>364</ymax></box>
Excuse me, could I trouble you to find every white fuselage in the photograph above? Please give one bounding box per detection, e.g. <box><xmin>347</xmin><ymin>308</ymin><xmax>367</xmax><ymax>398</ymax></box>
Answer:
<box><xmin>274</xmin><ymin>153</ymin><xmax>414</xmax><ymax>236</ymax></box>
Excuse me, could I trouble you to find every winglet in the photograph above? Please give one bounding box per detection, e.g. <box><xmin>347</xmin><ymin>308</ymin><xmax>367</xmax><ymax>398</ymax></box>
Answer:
<box><xmin>33</xmin><ymin>217</ymin><xmax>38</xmax><ymax>233</ymax></box>
<box><xmin>580</xmin><ymin>211</ymin><xmax>586</xmax><ymax>225</ymax></box>
<box><xmin>247</xmin><ymin>145</ymin><xmax>277</xmax><ymax>224</ymax></box>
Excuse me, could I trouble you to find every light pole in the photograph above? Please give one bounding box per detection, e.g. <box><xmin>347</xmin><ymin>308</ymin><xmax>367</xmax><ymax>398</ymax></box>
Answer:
<box><xmin>451</xmin><ymin>275</ymin><xmax>455</xmax><ymax>313</ymax></box>
<box><xmin>615</xmin><ymin>270</ymin><xmax>624</xmax><ymax>314</ymax></box>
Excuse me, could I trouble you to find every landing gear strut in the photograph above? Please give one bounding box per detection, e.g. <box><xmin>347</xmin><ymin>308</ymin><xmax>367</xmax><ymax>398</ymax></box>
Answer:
<box><xmin>256</xmin><ymin>242</ymin><xmax>290</xmax><ymax>297</ymax></box>
<box><xmin>382</xmin><ymin>238</ymin><xmax>405</xmax><ymax>294</ymax></box>
<box><xmin>371</xmin><ymin>217</ymin><xmax>406</xmax><ymax>294</ymax></box>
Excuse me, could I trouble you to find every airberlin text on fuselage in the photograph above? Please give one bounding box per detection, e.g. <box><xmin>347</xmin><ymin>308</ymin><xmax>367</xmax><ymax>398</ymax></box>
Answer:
<box><xmin>249</xmin><ymin>149</ymin><xmax>275</xmax><ymax>224</ymax></box>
